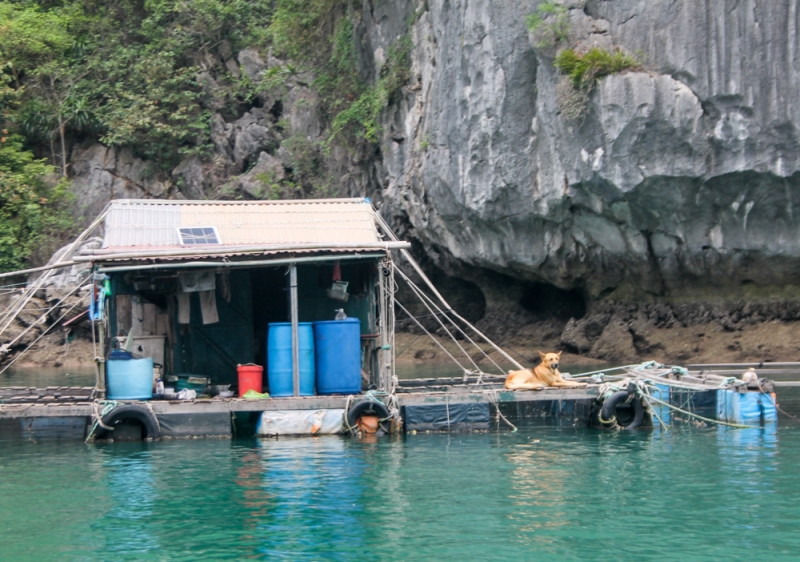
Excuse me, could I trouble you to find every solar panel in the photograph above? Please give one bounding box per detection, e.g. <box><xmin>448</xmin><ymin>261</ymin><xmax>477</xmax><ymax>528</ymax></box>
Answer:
<box><xmin>177</xmin><ymin>227</ymin><xmax>221</xmax><ymax>245</ymax></box>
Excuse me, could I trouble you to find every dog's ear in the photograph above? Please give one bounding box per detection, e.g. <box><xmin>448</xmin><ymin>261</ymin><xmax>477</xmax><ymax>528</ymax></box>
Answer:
<box><xmin>557</xmin><ymin>351</ymin><xmax>562</xmax><ymax>359</ymax></box>
<box><xmin>538</xmin><ymin>350</ymin><xmax>546</xmax><ymax>360</ymax></box>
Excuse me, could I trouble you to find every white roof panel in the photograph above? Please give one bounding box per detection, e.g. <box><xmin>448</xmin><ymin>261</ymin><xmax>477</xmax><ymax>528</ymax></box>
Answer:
<box><xmin>102</xmin><ymin>199</ymin><xmax>381</xmax><ymax>250</ymax></box>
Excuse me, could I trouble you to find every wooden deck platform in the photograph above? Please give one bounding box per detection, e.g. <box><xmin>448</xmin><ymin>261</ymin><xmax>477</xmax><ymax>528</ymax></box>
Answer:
<box><xmin>3</xmin><ymin>363</ymin><xmax>793</xmax><ymax>440</ymax></box>
<box><xmin>0</xmin><ymin>385</ymin><xmax>599</xmax><ymax>418</ymax></box>
<box><xmin>0</xmin><ymin>380</ymin><xmax>602</xmax><ymax>440</ymax></box>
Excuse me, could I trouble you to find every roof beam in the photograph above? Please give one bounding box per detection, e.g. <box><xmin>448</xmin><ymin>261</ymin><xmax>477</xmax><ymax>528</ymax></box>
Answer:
<box><xmin>95</xmin><ymin>253</ymin><xmax>389</xmax><ymax>273</ymax></box>
<box><xmin>76</xmin><ymin>241</ymin><xmax>410</xmax><ymax>263</ymax></box>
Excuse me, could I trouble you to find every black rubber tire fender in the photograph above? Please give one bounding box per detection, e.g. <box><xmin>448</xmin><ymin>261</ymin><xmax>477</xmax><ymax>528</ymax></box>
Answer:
<box><xmin>600</xmin><ymin>390</ymin><xmax>645</xmax><ymax>430</ymax></box>
<box><xmin>346</xmin><ymin>399</ymin><xmax>391</xmax><ymax>433</ymax></box>
<box><xmin>96</xmin><ymin>403</ymin><xmax>160</xmax><ymax>440</ymax></box>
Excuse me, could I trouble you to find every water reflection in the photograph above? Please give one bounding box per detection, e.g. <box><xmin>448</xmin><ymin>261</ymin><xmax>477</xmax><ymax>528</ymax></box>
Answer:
<box><xmin>255</xmin><ymin>437</ymin><xmax>367</xmax><ymax>559</ymax></box>
<box><xmin>235</xmin><ymin>448</ymin><xmax>271</xmax><ymax>532</ymax></box>
<box><xmin>3</xmin><ymin>426</ymin><xmax>800</xmax><ymax>559</ymax></box>
<box><xmin>717</xmin><ymin>424</ymin><xmax>778</xmax><ymax>489</ymax></box>
<box><xmin>92</xmin><ymin>443</ymin><xmax>160</xmax><ymax>556</ymax></box>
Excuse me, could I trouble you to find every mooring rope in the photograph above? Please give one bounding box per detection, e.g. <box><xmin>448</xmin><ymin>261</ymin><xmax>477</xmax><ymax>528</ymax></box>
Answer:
<box><xmin>569</xmin><ymin>365</ymin><xmax>641</xmax><ymax>378</ymax></box>
<box><xmin>394</xmin><ymin>333</ymin><xmax>426</xmax><ymax>359</ymax></box>
<box><xmin>3</xmin><ymin>275</ymin><xmax>90</xmax><ymax>350</ymax></box>
<box><xmin>0</xmin><ymin>204</ymin><xmax>110</xmax><ymax>338</ymax></box>
<box><xmin>637</xmin><ymin>384</ymin><xmax>669</xmax><ymax>431</ymax></box>
<box><xmin>483</xmin><ymin>389</ymin><xmax>518</xmax><ymax>432</ymax></box>
<box><xmin>642</xmin><ymin>392</ymin><xmax>750</xmax><ymax>429</ymax></box>
<box><xmin>756</xmin><ymin>379</ymin><xmax>798</xmax><ymax>420</ymax></box>
<box><xmin>144</xmin><ymin>401</ymin><xmax>161</xmax><ymax>437</ymax></box>
<box><xmin>85</xmin><ymin>400</ymin><xmax>118</xmax><ymax>442</ymax></box>
<box><xmin>596</xmin><ymin>378</ymin><xmax>750</xmax><ymax>430</ymax></box>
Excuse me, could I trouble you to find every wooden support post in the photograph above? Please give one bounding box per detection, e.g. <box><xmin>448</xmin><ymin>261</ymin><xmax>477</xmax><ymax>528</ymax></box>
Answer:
<box><xmin>378</xmin><ymin>264</ymin><xmax>388</xmax><ymax>392</ymax></box>
<box><xmin>96</xmin><ymin>320</ymin><xmax>106</xmax><ymax>398</ymax></box>
<box><xmin>289</xmin><ymin>264</ymin><xmax>300</xmax><ymax>397</ymax></box>
<box><xmin>369</xmin><ymin>265</ymin><xmax>379</xmax><ymax>387</ymax></box>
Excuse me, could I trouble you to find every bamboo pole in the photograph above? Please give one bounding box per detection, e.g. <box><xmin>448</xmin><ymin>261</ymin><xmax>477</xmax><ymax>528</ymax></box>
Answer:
<box><xmin>0</xmin><ymin>203</ymin><xmax>111</xmax><ymax>339</ymax></box>
<box><xmin>97</xmin><ymin>320</ymin><xmax>106</xmax><ymax>397</ymax></box>
<box><xmin>0</xmin><ymin>261</ymin><xmax>82</xmax><ymax>280</ymax></box>
<box><xmin>378</xmin><ymin>262</ymin><xmax>389</xmax><ymax>391</ymax></box>
<box><xmin>372</xmin><ymin>211</ymin><xmax>525</xmax><ymax>371</ymax></box>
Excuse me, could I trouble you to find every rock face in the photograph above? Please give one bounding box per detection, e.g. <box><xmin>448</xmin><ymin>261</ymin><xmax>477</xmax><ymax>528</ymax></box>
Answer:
<box><xmin>70</xmin><ymin>145</ymin><xmax>172</xmax><ymax>219</ymax></box>
<box><xmin>66</xmin><ymin>0</ymin><xmax>800</xmax><ymax>313</ymax></box>
<box><xmin>369</xmin><ymin>0</ymin><xmax>800</xmax><ymax>303</ymax></box>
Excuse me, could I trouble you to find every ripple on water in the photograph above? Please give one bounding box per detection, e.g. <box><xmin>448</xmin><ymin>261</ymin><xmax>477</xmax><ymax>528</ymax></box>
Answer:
<box><xmin>1</xmin><ymin>427</ymin><xmax>800</xmax><ymax>560</ymax></box>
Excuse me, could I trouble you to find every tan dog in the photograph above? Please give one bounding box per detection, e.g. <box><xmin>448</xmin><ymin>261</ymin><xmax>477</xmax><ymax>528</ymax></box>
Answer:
<box><xmin>504</xmin><ymin>351</ymin><xmax>587</xmax><ymax>390</ymax></box>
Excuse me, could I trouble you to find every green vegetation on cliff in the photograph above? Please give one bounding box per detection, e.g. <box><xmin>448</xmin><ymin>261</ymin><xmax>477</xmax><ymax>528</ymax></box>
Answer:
<box><xmin>0</xmin><ymin>54</ymin><xmax>73</xmax><ymax>272</ymax></box>
<box><xmin>269</xmin><ymin>0</ymin><xmax>410</xmax><ymax>147</ymax></box>
<box><xmin>555</xmin><ymin>47</ymin><xmax>641</xmax><ymax>90</ymax></box>
<box><xmin>3</xmin><ymin>0</ymin><xmax>273</xmax><ymax>168</ymax></box>
<box><xmin>0</xmin><ymin>0</ymin><xmax>411</xmax><ymax>272</ymax></box>
<box><xmin>554</xmin><ymin>47</ymin><xmax>641</xmax><ymax>120</ymax></box>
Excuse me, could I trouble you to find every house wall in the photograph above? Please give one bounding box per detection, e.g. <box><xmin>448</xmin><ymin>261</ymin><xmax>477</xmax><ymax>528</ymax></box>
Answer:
<box><xmin>107</xmin><ymin>258</ymin><xmax>379</xmax><ymax>389</ymax></box>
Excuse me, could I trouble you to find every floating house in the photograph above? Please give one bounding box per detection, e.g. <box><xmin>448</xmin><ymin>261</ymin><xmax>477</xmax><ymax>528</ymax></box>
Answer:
<box><xmin>78</xmin><ymin>198</ymin><xmax>407</xmax><ymax>396</ymax></box>
<box><xmin>0</xmin><ymin>198</ymin><xmax>786</xmax><ymax>441</ymax></box>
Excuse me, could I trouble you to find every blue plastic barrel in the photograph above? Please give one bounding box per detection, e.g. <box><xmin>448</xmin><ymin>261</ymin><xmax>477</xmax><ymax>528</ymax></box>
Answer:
<box><xmin>267</xmin><ymin>322</ymin><xmax>315</xmax><ymax>397</ymax></box>
<box><xmin>107</xmin><ymin>357</ymin><xmax>154</xmax><ymax>400</ymax></box>
<box><xmin>313</xmin><ymin>318</ymin><xmax>361</xmax><ymax>395</ymax></box>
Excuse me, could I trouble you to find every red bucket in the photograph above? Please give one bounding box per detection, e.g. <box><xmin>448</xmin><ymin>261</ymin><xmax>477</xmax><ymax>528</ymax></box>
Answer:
<box><xmin>237</xmin><ymin>364</ymin><xmax>264</xmax><ymax>396</ymax></box>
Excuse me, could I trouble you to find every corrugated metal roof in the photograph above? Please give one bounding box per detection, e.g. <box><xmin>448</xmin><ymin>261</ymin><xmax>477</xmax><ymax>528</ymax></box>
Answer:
<box><xmin>97</xmin><ymin>247</ymin><xmax>386</xmax><ymax>262</ymax></box>
<box><xmin>102</xmin><ymin>199</ymin><xmax>381</xmax><ymax>249</ymax></box>
<box><xmin>104</xmin><ymin>203</ymin><xmax>182</xmax><ymax>247</ymax></box>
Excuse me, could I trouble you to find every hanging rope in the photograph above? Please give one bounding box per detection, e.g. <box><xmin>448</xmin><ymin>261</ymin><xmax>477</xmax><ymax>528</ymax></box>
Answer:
<box><xmin>395</xmin><ymin>300</ymin><xmax>467</xmax><ymax>372</ymax></box>
<box><xmin>0</xmin><ymin>203</ymin><xmax>110</xmax><ymax>338</ymax></box>
<box><xmin>395</xmin><ymin>270</ymin><xmax>483</xmax><ymax>375</ymax></box>
<box><xmin>483</xmin><ymin>389</ymin><xmax>518</xmax><ymax>432</ymax></box>
<box><xmin>342</xmin><ymin>395</ymin><xmax>356</xmax><ymax>434</ymax></box>
<box><xmin>0</xmin><ymin>295</ymin><xmax>86</xmax><ymax>376</ymax></box>
<box><xmin>394</xmin><ymin>266</ymin><xmax>507</xmax><ymax>376</ymax></box>
<box><xmin>85</xmin><ymin>400</ymin><xmax>118</xmax><ymax>442</ymax></box>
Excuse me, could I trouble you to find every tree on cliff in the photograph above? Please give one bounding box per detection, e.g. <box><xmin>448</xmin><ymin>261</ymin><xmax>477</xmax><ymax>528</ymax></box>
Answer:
<box><xmin>0</xmin><ymin>61</ymin><xmax>73</xmax><ymax>273</ymax></box>
<box><xmin>0</xmin><ymin>0</ymin><xmax>408</xmax><ymax>272</ymax></box>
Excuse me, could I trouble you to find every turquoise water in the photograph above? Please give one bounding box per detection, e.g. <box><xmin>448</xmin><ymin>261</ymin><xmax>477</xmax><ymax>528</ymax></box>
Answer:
<box><xmin>1</xmin><ymin>426</ymin><xmax>799</xmax><ymax>561</ymax></box>
<box><xmin>2</xmin><ymin>366</ymin><xmax>96</xmax><ymax>387</ymax></box>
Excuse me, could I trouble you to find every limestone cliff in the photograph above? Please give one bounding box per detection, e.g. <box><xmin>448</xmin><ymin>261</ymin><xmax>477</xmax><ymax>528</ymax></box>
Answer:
<box><xmin>373</xmin><ymin>0</ymin><xmax>800</xmax><ymax>302</ymax></box>
<box><xmin>64</xmin><ymin>1</ymin><xmax>800</xmax><ymax>361</ymax></box>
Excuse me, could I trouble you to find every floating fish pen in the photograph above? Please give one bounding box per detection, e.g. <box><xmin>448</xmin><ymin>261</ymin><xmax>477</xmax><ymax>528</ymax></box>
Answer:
<box><xmin>0</xmin><ymin>198</ymin><xmax>796</xmax><ymax>441</ymax></box>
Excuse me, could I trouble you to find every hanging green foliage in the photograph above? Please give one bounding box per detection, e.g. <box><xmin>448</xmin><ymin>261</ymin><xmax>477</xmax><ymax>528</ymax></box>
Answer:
<box><xmin>555</xmin><ymin>47</ymin><xmax>642</xmax><ymax>90</ymax></box>
<box><xmin>553</xmin><ymin>47</ymin><xmax>642</xmax><ymax>121</ymax></box>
